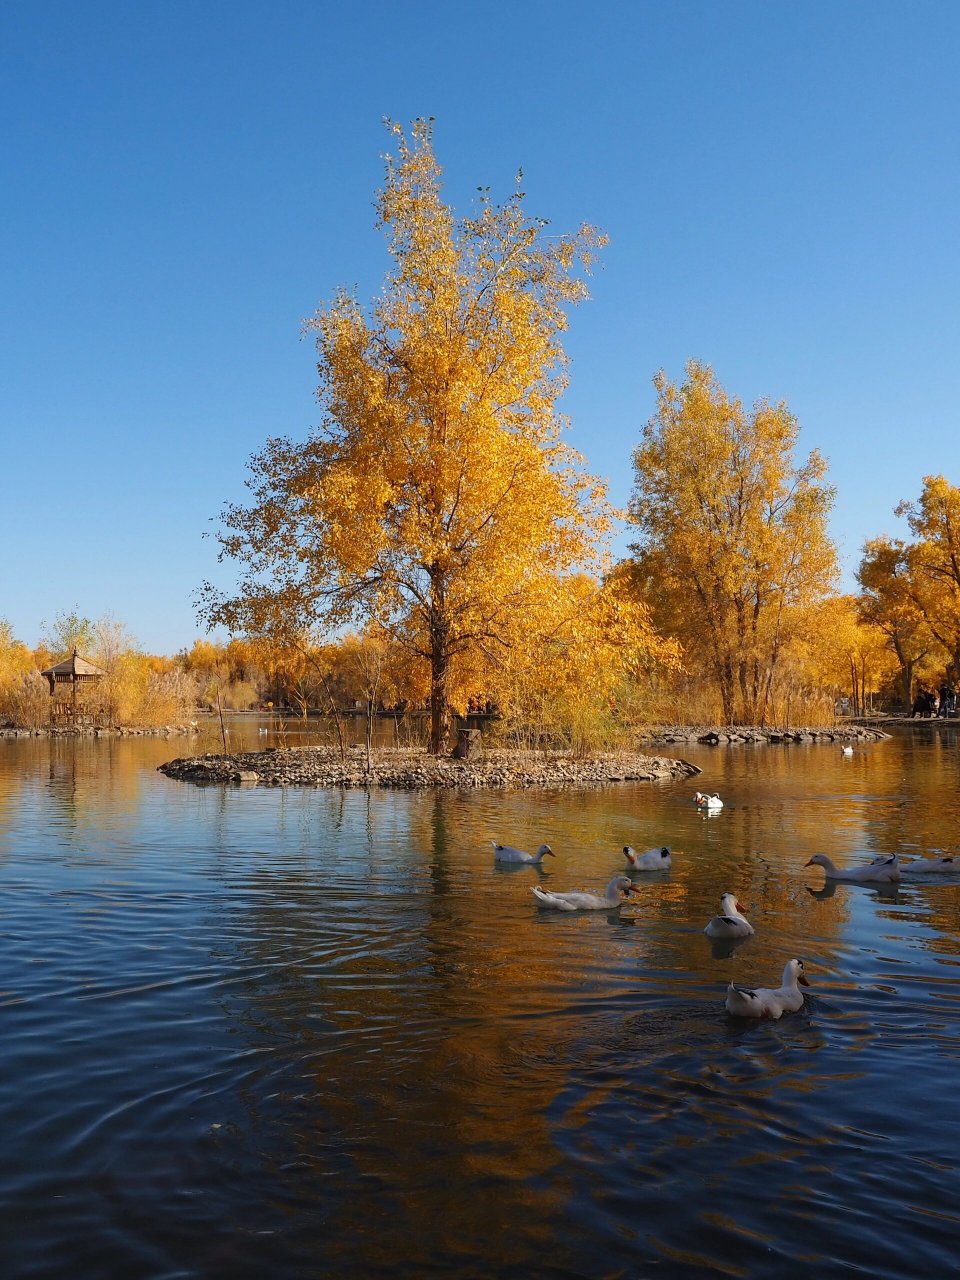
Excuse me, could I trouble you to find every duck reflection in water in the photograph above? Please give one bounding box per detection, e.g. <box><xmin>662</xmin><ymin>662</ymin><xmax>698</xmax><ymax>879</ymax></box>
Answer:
<box><xmin>709</xmin><ymin>933</ymin><xmax>752</xmax><ymax>961</ymax></box>
<box><xmin>807</xmin><ymin>879</ymin><xmax>901</xmax><ymax>905</ymax></box>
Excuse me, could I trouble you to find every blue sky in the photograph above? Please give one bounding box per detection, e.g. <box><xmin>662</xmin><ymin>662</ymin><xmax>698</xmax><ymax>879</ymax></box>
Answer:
<box><xmin>3</xmin><ymin>2</ymin><xmax>958</xmax><ymax>655</ymax></box>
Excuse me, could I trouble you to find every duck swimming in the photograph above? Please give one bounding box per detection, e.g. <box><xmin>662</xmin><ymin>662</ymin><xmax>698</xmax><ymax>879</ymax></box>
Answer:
<box><xmin>704</xmin><ymin>892</ymin><xmax>754</xmax><ymax>939</ymax></box>
<box><xmin>623</xmin><ymin>845</ymin><xmax>672</xmax><ymax>871</ymax></box>
<box><xmin>725</xmin><ymin>959</ymin><xmax>810</xmax><ymax>1019</ymax></box>
<box><xmin>492</xmin><ymin>841</ymin><xmax>554</xmax><ymax>865</ymax></box>
<box><xmin>694</xmin><ymin>792</ymin><xmax>724</xmax><ymax>810</ymax></box>
<box><xmin>805</xmin><ymin>852</ymin><xmax>900</xmax><ymax>883</ymax></box>
<box><xmin>531</xmin><ymin>875</ymin><xmax>639</xmax><ymax>912</ymax></box>
<box><xmin>871</xmin><ymin>853</ymin><xmax>956</xmax><ymax>875</ymax></box>
<box><xmin>900</xmin><ymin>856</ymin><xmax>956</xmax><ymax>875</ymax></box>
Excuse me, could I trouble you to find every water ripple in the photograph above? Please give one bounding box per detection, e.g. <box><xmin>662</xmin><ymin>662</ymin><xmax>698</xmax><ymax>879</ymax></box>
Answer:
<box><xmin>2</xmin><ymin>731</ymin><xmax>960</xmax><ymax>1277</ymax></box>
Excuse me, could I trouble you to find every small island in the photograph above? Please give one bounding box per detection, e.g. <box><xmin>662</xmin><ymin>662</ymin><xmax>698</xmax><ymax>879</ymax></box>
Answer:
<box><xmin>156</xmin><ymin>720</ymin><xmax>893</xmax><ymax>790</ymax></box>
<box><xmin>158</xmin><ymin>745</ymin><xmax>703</xmax><ymax>789</ymax></box>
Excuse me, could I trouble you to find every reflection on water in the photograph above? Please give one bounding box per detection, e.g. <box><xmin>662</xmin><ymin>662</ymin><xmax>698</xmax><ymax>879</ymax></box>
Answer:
<box><xmin>1</xmin><ymin>725</ymin><xmax>959</xmax><ymax>1277</ymax></box>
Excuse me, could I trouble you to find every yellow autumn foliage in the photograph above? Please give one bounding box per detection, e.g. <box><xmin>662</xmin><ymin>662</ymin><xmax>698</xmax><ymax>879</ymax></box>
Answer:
<box><xmin>628</xmin><ymin>361</ymin><xmax>838</xmax><ymax>725</ymax></box>
<box><xmin>200</xmin><ymin>119</ymin><xmax>653</xmax><ymax>753</ymax></box>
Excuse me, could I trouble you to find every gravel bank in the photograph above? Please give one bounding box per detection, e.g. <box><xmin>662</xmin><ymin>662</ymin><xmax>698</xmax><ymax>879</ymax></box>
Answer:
<box><xmin>157</xmin><ymin>745</ymin><xmax>703</xmax><ymax>789</ymax></box>
<box><xmin>637</xmin><ymin>725</ymin><xmax>890</xmax><ymax>746</ymax></box>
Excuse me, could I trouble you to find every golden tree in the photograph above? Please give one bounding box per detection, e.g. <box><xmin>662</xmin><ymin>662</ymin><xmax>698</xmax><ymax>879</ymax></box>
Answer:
<box><xmin>0</xmin><ymin>620</ymin><xmax>48</xmax><ymax>729</ymax></box>
<box><xmin>786</xmin><ymin>595</ymin><xmax>896</xmax><ymax>718</ymax></box>
<box><xmin>628</xmin><ymin>361</ymin><xmax>837</xmax><ymax>725</ymax></box>
<box><xmin>857</xmin><ymin>536</ymin><xmax>936</xmax><ymax>710</ymax></box>
<box><xmin>201</xmin><ymin>120</ymin><xmax>611</xmax><ymax>753</ymax></box>
<box><xmin>896</xmin><ymin>475</ymin><xmax>960</xmax><ymax>676</ymax></box>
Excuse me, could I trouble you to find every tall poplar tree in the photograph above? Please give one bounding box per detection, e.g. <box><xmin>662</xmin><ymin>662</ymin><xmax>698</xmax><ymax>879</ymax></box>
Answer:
<box><xmin>628</xmin><ymin>361</ymin><xmax>837</xmax><ymax>725</ymax></box>
<box><xmin>896</xmin><ymin>475</ymin><xmax>960</xmax><ymax>676</ymax></box>
<box><xmin>200</xmin><ymin>120</ymin><xmax>612</xmax><ymax>753</ymax></box>
<box><xmin>857</xmin><ymin>537</ymin><xmax>932</xmax><ymax>710</ymax></box>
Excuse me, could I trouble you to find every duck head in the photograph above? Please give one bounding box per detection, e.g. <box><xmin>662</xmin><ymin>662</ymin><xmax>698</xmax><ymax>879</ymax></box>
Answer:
<box><xmin>720</xmin><ymin>891</ymin><xmax>747</xmax><ymax>914</ymax></box>
<box><xmin>786</xmin><ymin>958</ymin><xmax>810</xmax><ymax>987</ymax></box>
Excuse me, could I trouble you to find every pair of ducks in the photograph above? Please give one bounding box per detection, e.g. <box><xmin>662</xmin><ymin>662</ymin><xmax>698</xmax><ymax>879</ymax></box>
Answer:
<box><xmin>705</xmin><ymin>892</ymin><xmax>809</xmax><ymax>1019</ymax></box>
<box><xmin>493</xmin><ymin>841</ymin><xmax>672</xmax><ymax>869</ymax></box>
<box><xmin>805</xmin><ymin>851</ymin><xmax>956</xmax><ymax>881</ymax></box>
<box><xmin>528</xmin><ymin>853</ymin><xmax>670</xmax><ymax>910</ymax></box>
<box><xmin>493</xmin><ymin>841</ymin><xmax>672</xmax><ymax>872</ymax></box>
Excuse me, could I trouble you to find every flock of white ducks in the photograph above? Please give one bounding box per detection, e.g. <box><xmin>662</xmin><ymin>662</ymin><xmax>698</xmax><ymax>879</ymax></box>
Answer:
<box><xmin>495</xmin><ymin>783</ymin><xmax>959</xmax><ymax>1020</ymax></box>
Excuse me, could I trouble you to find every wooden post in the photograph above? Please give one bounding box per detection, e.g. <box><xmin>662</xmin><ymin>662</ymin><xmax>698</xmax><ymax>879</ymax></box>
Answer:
<box><xmin>452</xmin><ymin>728</ymin><xmax>482</xmax><ymax>760</ymax></box>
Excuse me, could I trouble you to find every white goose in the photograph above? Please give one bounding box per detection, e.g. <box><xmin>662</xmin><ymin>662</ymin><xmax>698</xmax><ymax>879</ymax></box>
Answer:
<box><xmin>623</xmin><ymin>845</ymin><xmax>672</xmax><ymax>871</ymax></box>
<box><xmin>840</xmin><ymin>745</ymin><xmax>854</xmax><ymax>756</ymax></box>
<box><xmin>531</xmin><ymin>875</ymin><xmax>639</xmax><ymax>912</ymax></box>
<box><xmin>871</xmin><ymin>853</ymin><xmax>957</xmax><ymax>875</ymax></box>
<box><xmin>805</xmin><ymin>852</ymin><xmax>900</xmax><ymax>883</ymax></box>
<box><xmin>704</xmin><ymin>892</ymin><xmax>754</xmax><ymax>939</ymax></box>
<box><xmin>725</xmin><ymin>959</ymin><xmax>810</xmax><ymax>1019</ymax></box>
<box><xmin>694</xmin><ymin>792</ymin><xmax>724</xmax><ymax>811</ymax></box>
<box><xmin>492</xmin><ymin>841</ymin><xmax>554</xmax><ymax>865</ymax></box>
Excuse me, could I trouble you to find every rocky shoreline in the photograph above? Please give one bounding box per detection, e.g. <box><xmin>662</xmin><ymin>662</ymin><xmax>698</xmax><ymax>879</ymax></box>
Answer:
<box><xmin>0</xmin><ymin>724</ymin><xmax>199</xmax><ymax>738</ymax></box>
<box><xmin>638</xmin><ymin>724</ymin><xmax>890</xmax><ymax>746</ymax></box>
<box><xmin>157</xmin><ymin>745</ymin><xmax>703</xmax><ymax>790</ymax></box>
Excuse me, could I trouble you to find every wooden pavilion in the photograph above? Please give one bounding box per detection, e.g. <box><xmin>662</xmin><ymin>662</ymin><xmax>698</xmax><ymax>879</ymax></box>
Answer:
<box><xmin>40</xmin><ymin>649</ymin><xmax>107</xmax><ymax>726</ymax></box>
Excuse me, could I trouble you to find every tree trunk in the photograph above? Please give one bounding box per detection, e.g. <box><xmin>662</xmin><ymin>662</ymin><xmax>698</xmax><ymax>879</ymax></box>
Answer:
<box><xmin>900</xmin><ymin>660</ymin><xmax>915</xmax><ymax>712</ymax></box>
<box><xmin>429</xmin><ymin>571</ymin><xmax>453</xmax><ymax>755</ymax></box>
<box><xmin>429</xmin><ymin>652</ymin><xmax>452</xmax><ymax>754</ymax></box>
<box><xmin>718</xmin><ymin>658</ymin><xmax>735</xmax><ymax>725</ymax></box>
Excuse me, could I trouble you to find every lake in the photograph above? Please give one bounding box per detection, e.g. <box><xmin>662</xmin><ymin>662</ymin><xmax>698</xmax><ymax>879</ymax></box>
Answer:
<box><xmin>1</xmin><ymin>722</ymin><xmax>959</xmax><ymax>1278</ymax></box>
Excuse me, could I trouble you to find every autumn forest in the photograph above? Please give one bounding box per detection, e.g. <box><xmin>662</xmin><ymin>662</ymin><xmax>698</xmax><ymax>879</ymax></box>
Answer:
<box><xmin>3</xmin><ymin>123</ymin><xmax>958</xmax><ymax>751</ymax></box>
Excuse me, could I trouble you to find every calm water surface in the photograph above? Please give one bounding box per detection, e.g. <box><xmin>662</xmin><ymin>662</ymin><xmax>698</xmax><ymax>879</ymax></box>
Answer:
<box><xmin>2</xmin><ymin>725</ymin><xmax>959</xmax><ymax>1278</ymax></box>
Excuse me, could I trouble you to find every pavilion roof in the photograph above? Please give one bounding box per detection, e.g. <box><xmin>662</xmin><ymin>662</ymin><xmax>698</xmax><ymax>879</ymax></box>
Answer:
<box><xmin>40</xmin><ymin>649</ymin><xmax>107</xmax><ymax>679</ymax></box>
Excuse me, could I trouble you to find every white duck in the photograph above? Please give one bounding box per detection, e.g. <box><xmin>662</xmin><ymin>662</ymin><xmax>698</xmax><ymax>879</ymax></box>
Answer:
<box><xmin>871</xmin><ymin>853</ymin><xmax>957</xmax><ymax>875</ymax></box>
<box><xmin>704</xmin><ymin>892</ymin><xmax>755</xmax><ymax>939</ymax></box>
<box><xmin>531</xmin><ymin>875</ymin><xmax>639</xmax><ymax>912</ymax></box>
<box><xmin>805</xmin><ymin>852</ymin><xmax>900</xmax><ymax>883</ymax></box>
<box><xmin>900</xmin><ymin>856</ymin><xmax>957</xmax><ymax>875</ymax></box>
<box><xmin>725</xmin><ymin>959</ymin><xmax>810</xmax><ymax>1019</ymax></box>
<box><xmin>623</xmin><ymin>845</ymin><xmax>672</xmax><ymax>871</ymax></box>
<box><xmin>492</xmin><ymin>841</ymin><xmax>554</xmax><ymax>865</ymax></box>
<box><xmin>694</xmin><ymin>792</ymin><xmax>724</xmax><ymax>810</ymax></box>
<box><xmin>840</xmin><ymin>745</ymin><xmax>854</xmax><ymax>756</ymax></box>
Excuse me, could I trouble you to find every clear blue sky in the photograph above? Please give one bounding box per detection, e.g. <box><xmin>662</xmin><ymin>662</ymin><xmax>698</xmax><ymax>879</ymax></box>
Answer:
<box><xmin>3</xmin><ymin>1</ymin><xmax>958</xmax><ymax>655</ymax></box>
